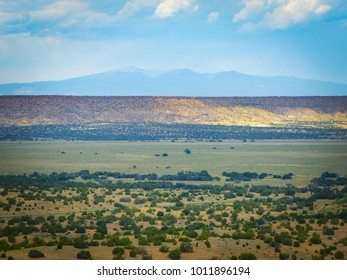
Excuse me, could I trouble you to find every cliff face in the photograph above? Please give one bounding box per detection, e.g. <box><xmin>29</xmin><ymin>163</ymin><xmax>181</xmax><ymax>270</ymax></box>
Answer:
<box><xmin>0</xmin><ymin>96</ymin><xmax>346</xmax><ymax>129</ymax></box>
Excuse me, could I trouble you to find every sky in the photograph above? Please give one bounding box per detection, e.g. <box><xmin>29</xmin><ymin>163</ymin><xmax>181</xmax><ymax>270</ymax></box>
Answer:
<box><xmin>0</xmin><ymin>0</ymin><xmax>347</xmax><ymax>84</ymax></box>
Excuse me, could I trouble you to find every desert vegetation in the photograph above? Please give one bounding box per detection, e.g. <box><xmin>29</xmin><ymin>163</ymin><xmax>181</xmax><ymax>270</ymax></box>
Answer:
<box><xmin>1</xmin><ymin>123</ymin><xmax>346</xmax><ymax>142</ymax></box>
<box><xmin>0</xmin><ymin>167</ymin><xmax>346</xmax><ymax>260</ymax></box>
<box><xmin>0</xmin><ymin>139</ymin><xmax>346</xmax><ymax>260</ymax></box>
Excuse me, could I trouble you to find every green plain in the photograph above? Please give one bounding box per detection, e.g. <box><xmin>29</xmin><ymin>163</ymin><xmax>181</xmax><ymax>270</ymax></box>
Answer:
<box><xmin>0</xmin><ymin>140</ymin><xmax>346</xmax><ymax>187</ymax></box>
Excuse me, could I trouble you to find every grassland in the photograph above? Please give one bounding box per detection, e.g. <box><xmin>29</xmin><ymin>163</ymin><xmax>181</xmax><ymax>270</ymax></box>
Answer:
<box><xmin>0</xmin><ymin>140</ymin><xmax>346</xmax><ymax>187</ymax></box>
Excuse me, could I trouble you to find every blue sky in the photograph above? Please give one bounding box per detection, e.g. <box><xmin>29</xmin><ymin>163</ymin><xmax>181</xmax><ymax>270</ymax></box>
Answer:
<box><xmin>0</xmin><ymin>0</ymin><xmax>346</xmax><ymax>84</ymax></box>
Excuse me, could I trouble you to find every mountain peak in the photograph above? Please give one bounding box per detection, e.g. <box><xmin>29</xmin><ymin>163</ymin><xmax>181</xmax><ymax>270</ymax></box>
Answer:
<box><xmin>111</xmin><ymin>66</ymin><xmax>164</xmax><ymax>77</ymax></box>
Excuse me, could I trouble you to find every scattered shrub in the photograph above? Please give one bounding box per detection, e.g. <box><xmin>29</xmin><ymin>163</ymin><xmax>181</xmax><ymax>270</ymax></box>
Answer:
<box><xmin>76</xmin><ymin>250</ymin><xmax>92</xmax><ymax>260</ymax></box>
<box><xmin>28</xmin><ymin>250</ymin><xmax>44</xmax><ymax>258</ymax></box>
<box><xmin>168</xmin><ymin>248</ymin><xmax>181</xmax><ymax>260</ymax></box>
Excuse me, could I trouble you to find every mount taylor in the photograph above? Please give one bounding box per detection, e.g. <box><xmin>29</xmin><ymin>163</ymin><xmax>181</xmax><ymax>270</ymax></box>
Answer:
<box><xmin>1</xmin><ymin>67</ymin><xmax>347</xmax><ymax>96</ymax></box>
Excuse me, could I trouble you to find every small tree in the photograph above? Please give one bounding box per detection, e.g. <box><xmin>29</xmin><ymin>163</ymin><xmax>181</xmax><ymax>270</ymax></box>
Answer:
<box><xmin>238</xmin><ymin>252</ymin><xmax>257</xmax><ymax>260</ymax></box>
<box><xmin>93</xmin><ymin>232</ymin><xmax>105</xmax><ymax>240</ymax></box>
<box><xmin>74</xmin><ymin>238</ymin><xmax>89</xmax><ymax>249</ymax></box>
<box><xmin>8</xmin><ymin>235</ymin><xmax>16</xmax><ymax>243</ymax></box>
<box><xmin>279</xmin><ymin>253</ymin><xmax>289</xmax><ymax>260</ymax></box>
<box><xmin>112</xmin><ymin>247</ymin><xmax>125</xmax><ymax>255</ymax></box>
<box><xmin>76</xmin><ymin>250</ymin><xmax>92</xmax><ymax>260</ymax></box>
<box><xmin>160</xmin><ymin>245</ymin><xmax>169</xmax><ymax>253</ymax></box>
<box><xmin>334</xmin><ymin>251</ymin><xmax>345</xmax><ymax>260</ymax></box>
<box><xmin>168</xmin><ymin>248</ymin><xmax>181</xmax><ymax>260</ymax></box>
<box><xmin>75</xmin><ymin>226</ymin><xmax>86</xmax><ymax>234</ymax></box>
<box><xmin>187</xmin><ymin>230</ymin><xmax>198</xmax><ymax>238</ymax></box>
<box><xmin>129</xmin><ymin>249</ymin><xmax>137</xmax><ymax>258</ymax></box>
<box><xmin>142</xmin><ymin>254</ymin><xmax>152</xmax><ymax>260</ymax></box>
<box><xmin>183</xmin><ymin>149</ymin><xmax>191</xmax><ymax>155</ymax></box>
<box><xmin>28</xmin><ymin>250</ymin><xmax>44</xmax><ymax>258</ymax></box>
<box><xmin>310</xmin><ymin>233</ymin><xmax>322</xmax><ymax>244</ymax></box>
<box><xmin>162</xmin><ymin>214</ymin><xmax>177</xmax><ymax>227</ymax></box>
<box><xmin>180</xmin><ymin>242</ymin><xmax>193</xmax><ymax>253</ymax></box>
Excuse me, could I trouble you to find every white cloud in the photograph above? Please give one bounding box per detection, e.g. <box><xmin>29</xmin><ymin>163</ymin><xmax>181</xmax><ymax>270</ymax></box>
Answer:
<box><xmin>116</xmin><ymin>0</ymin><xmax>159</xmax><ymax>19</ymax></box>
<box><xmin>233</xmin><ymin>0</ymin><xmax>332</xmax><ymax>29</ymax></box>
<box><xmin>233</xmin><ymin>0</ymin><xmax>265</xmax><ymax>23</ymax></box>
<box><xmin>208</xmin><ymin>12</ymin><xmax>220</xmax><ymax>23</ymax></box>
<box><xmin>0</xmin><ymin>0</ymin><xmax>119</xmax><ymax>35</ymax></box>
<box><xmin>264</xmin><ymin>0</ymin><xmax>332</xmax><ymax>29</ymax></box>
<box><xmin>154</xmin><ymin>0</ymin><xmax>198</xmax><ymax>18</ymax></box>
<box><xmin>314</xmin><ymin>4</ymin><xmax>331</xmax><ymax>14</ymax></box>
<box><xmin>32</xmin><ymin>0</ymin><xmax>90</xmax><ymax>20</ymax></box>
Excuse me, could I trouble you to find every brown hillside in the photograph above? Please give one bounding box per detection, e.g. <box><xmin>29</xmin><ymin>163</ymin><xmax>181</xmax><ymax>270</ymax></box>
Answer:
<box><xmin>0</xmin><ymin>96</ymin><xmax>346</xmax><ymax>128</ymax></box>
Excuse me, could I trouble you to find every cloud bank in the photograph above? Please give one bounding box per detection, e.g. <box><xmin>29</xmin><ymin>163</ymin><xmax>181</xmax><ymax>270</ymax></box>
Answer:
<box><xmin>233</xmin><ymin>0</ymin><xmax>332</xmax><ymax>29</ymax></box>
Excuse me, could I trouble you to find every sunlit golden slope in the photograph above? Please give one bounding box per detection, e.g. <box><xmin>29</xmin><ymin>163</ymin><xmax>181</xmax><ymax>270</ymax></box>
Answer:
<box><xmin>152</xmin><ymin>98</ymin><xmax>347</xmax><ymax>128</ymax></box>
<box><xmin>0</xmin><ymin>96</ymin><xmax>346</xmax><ymax>128</ymax></box>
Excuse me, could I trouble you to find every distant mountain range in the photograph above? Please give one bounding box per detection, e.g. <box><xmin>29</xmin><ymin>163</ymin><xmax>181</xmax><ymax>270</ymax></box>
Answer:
<box><xmin>1</xmin><ymin>67</ymin><xmax>347</xmax><ymax>96</ymax></box>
